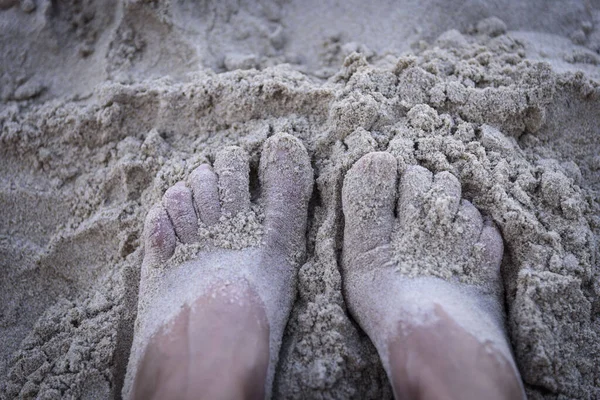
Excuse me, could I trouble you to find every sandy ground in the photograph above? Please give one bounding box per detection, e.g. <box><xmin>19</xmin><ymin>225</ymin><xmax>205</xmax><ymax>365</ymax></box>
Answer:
<box><xmin>1</xmin><ymin>0</ymin><xmax>599</xmax><ymax>399</ymax></box>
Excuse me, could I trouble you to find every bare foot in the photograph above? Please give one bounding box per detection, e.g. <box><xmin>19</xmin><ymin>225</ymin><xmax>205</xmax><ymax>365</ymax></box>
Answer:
<box><xmin>341</xmin><ymin>152</ymin><xmax>526</xmax><ymax>400</ymax></box>
<box><xmin>124</xmin><ymin>133</ymin><xmax>313</xmax><ymax>399</ymax></box>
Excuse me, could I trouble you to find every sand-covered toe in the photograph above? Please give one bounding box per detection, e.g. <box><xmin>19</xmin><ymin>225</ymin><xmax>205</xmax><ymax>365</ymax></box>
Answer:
<box><xmin>342</xmin><ymin>152</ymin><xmax>397</xmax><ymax>269</ymax></box>
<box><xmin>260</xmin><ymin>133</ymin><xmax>313</xmax><ymax>262</ymax></box>
<box><xmin>188</xmin><ymin>164</ymin><xmax>221</xmax><ymax>226</ymax></box>
<box><xmin>162</xmin><ymin>182</ymin><xmax>198</xmax><ymax>244</ymax></box>
<box><xmin>141</xmin><ymin>205</ymin><xmax>176</xmax><ymax>268</ymax></box>
<box><xmin>214</xmin><ymin>146</ymin><xmax>251</xmax><ymax>216</ymax></box>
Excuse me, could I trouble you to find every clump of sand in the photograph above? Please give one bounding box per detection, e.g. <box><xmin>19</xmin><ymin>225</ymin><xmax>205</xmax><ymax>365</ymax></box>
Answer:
<box><xmin>1</xmin><ymin>1</ymin><xmax>599</xmax><ymax>399</ymax></box>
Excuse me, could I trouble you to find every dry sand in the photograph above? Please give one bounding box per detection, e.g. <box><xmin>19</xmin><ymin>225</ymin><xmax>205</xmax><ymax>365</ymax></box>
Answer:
<box><xmin>1</xmin><ymin>0</ymin><xmax>599</xmax><ymax>399</ymax></box>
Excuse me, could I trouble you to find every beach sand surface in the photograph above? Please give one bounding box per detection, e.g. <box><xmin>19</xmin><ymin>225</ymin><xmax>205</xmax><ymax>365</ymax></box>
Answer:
<box><xmin>1</xmin><ymin>0</ymin><xmax>599</xmax><ymax>398</ymax></box>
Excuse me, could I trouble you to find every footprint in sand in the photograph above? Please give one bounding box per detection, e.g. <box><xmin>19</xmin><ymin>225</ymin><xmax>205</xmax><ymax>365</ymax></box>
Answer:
<box><xmin>124</xmin><ymin>133</ymin><xmax>313</xmax><ymax>399</ymax></box>
<box><xmin>341</xmin><ymin>152</ymin><xmax>526</xmax><ymax>400</ymax></box>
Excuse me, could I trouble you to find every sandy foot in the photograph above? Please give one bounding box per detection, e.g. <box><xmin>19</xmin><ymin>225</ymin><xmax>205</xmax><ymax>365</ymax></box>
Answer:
<box><xmin>123</xmin><ymin>133</ymin><xmax>313</xmax><ymax>399</ymax></box>
<box><xmin>341</xmin><ymin>152</ymin><xmax>526</xmax><ymax>399</ymax></box>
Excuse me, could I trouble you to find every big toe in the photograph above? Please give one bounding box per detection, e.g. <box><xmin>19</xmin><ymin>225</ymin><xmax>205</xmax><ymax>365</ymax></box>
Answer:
<box><xmin>142</xmin><ymin>204</ymin><xmax>176</xmax><ymax>269</ymax></box>
<box><xmin>214</xmin><ymin>146</ymin><xmax>251</xmax><ymax>216</ymax></box>
<box><xmin>259</xmin><ymin>133</ymin><xmax>313</xmax><ymax>261</ymax></box>
<box><xmin>342</xmin><ymin>152</ymin><xmax>397</xmax><ymax>267</ymax></box>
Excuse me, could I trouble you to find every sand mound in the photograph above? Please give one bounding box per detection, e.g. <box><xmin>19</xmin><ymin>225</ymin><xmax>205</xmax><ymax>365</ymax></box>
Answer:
<box><xmin>1</xmin><ymin>1</ymin><xmax>599</xmax><ymax>398</ymax></box>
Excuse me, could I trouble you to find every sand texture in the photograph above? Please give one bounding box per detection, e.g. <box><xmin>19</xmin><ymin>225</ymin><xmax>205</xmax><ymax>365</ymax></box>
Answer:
<box><xmin>1</xmin><ymin>0</ymin><xmax>599</xmax><ymax>399</ymax></box>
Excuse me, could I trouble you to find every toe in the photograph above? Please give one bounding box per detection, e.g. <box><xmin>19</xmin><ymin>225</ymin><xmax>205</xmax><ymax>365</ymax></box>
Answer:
<box><xmin>259</xmin><ymin>133</ymin><xmax>313</xmax><ymax>260</ymax></box>
<box><xmin>189</xmin><ymin>164</ymin><xmax>221</xmax><ymax>226</ymax></box>
<box><xmin>429</xmin><ymin>171</ymin><xmax>462</xmax><ymax>220</ymax></box>
<box><xmin>342</xmin><ymin>152</ymin><xmax>397</xmax><ymax>267</ymax></box>
<box><xmin>142</xmin><ymin>204</ymin><xmax>176</xmax><ymax>267</ymax></box>
<box><xmin>478</xmin><ymin>218</ymin><xmax>504</xmax><ymax>279</ymax></box>
<box><xmin>455</xmin><ymin>199</ymin><xmax>484</xmax><ymax>246</ymax></box>
<box><xmin>397</xmin><ymin>165</ymin><xmax>433</xmax><ymax>225</ymax></box>
<box><xmin>214</xmin><ymin>146</ymin><xmax>251</xmax><ymax>216</ymax></box>
<box><xmin>163</xmin><ymin>182</ymin><xmax>199</xmax><ymax>244</ymax></box>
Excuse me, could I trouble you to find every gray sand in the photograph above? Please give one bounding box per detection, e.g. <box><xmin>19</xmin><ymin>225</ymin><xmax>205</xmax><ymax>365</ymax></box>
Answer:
<box><xmin>1</xmin><ymin>0</ymin><xmax>599</xmax><ymax>399</ymax></box>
